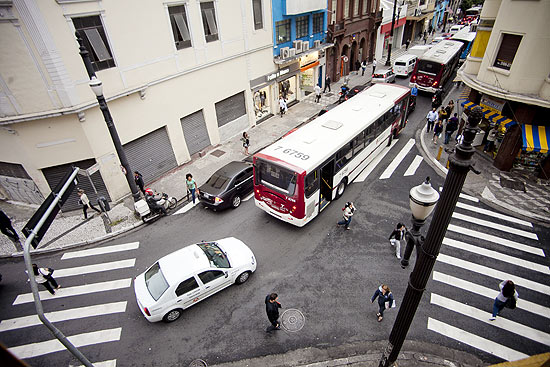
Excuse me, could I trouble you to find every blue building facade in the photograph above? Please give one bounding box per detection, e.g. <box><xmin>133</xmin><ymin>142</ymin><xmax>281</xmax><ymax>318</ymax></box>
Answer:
<box><xmin>431</xmin><ymin>0</ymin><xmax>450</xmax><ymax>30</ymax></box>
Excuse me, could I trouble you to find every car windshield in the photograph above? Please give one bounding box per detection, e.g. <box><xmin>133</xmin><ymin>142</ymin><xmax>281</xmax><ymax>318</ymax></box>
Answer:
<box><xmin>198</xmin><ymin>242</ymin><xmax>231</xmax><ymax>268</ymax></box>
<box><xmin>144</xmin><ymin>262</ymin><xmax>169</xmax><ymax>301</ymax></box>
<box><xmin>206</xmin><ymin>173</ymin><xmax>230</xmax><ymax>189</ymax></box>
<box><xmin>417</xmin><ymin>60</ymin><xmax>442</xmax><ymax>76</ymax></box>
<box><xmin>256</xmin><ymin>160</ymin><xmax>297</xmax><ymax>196</ymax></box>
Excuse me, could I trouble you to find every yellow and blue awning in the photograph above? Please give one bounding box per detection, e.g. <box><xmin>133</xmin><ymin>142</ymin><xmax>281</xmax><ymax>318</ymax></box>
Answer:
<box><xmin>521</xmin><ymin>124</ymin><xmax>550</xmax><ymax>153</ymax></box>
<box><xmin>461</xmin><ymin>100</ymin><xmax>517</xmax><ymax>129</ymax></box>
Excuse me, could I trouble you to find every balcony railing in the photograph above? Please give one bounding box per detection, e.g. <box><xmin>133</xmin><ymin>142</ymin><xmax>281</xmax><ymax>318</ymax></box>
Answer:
<box><xmin>328</xmin><ymin>21</ymin><xmax>345</xmax><ymax>36</ymax></box>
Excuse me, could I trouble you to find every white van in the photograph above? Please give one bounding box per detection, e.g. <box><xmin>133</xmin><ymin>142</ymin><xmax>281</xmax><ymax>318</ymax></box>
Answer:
<box><xmin>407</xmin><ymin>45</ymin><xmax>432</xmax><ymax>58</ymax></box>
<box><xmin>449</xmin><ymin>24</ymin><xmax>465</xmax><ymax>35</ymax></box>
<box><xmin>393</xmin><ymin>54</ymin><xmax>417</xmax><ymax>77</ymax></box>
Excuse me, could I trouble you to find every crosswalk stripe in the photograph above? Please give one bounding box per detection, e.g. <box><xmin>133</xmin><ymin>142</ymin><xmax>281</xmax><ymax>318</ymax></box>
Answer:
<box><xmin>442</xmin><ymin>237</ymin><xmax>550</xmax><ymax>275</ymax></box>
<box><xmin>61</xmin><ymin>242</ymin><xmax>139</xmax><ymax>260</ymax></box>
<box><xmin>379</xmin><ymin>138</ymin><xmax>415</xmax><ymax>179</ymax></box>
<box><xmin>437</xmin><ymin>254</ymin><xmax>550</xmax><ymax>295</ymax></box>
<box><xmin>455</xmin><ymin>201</ymin><xmax>533</xmax><ymax>228</ymax></box>
<box><xmin>8</xmin><ymin>327</ymin><xmax>122</xmax><ymax>359</ymax></box>
<box><xmin>403</xmin><ymin>155</ymin><xmax>423</xmax><ymax>176</ymax></box>
<box><xmin>355</xmin><ymin>139</ymin><xmax>398</xmax><ymax>182</ymax></box>
<box><xmin>447</xmin><ymin>224</ymin><xmax>545</xmax><ymax>257</ymax></box>
<box><xmin>427</xmin><ymin>318</ymin><xmax>528</xmax><ymax>361</ymax></box>
<box><xmin>451</xmin><ymin>212</ymin><xmax>538</xmax><ymax>240</ymax></box>
<box><xmin>431</xmin><ymin>293</ymin><xmax>550</xmax><ymax>346</ymax></box>
<box><xmin>0</xmin><ymin>302</ymin><xmax>127</xmax><ymax>332</ymax></box>
<box><xmin>13</xmin><ymin>279</ymin><xmax>132</xmax><ymax>305</ymax></box>
<box><xmin>75</xmin><ymin>360</ymin><xmax>116</xmax><ymax>367</ymax></box>
<box><xmin>439</xmin><ymin>187</ymin><xmax>479</xmax><ymax>202</ymax></box>
<box><xmin>172</xmin><ymin>200</ymin><xmax>199</xmax><ymax>215</ymax></box>
<box><xmin>54</xmin><ymin>259</ymin><xmax>136</xmax><ymax>278</ymax></box>
<box><xmin>433</xmin><ymin>272</ymin><xmax>550</xmax><ymax>319</ymax></box>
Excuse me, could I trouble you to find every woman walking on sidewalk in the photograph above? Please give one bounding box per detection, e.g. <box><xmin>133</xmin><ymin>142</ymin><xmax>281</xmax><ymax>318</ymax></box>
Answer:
<box><xmin>371</xmin><ymin>284</ymin><xmax>394</xmax><ymax>322</ymax></box>
<box><xmin>78</xmin><ymin>189</ymin><xmax>101</xmax><ymax>219</ymax></box>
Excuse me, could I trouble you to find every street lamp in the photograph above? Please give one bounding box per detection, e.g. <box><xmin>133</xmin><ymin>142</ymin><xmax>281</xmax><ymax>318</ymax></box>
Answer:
<box><xmin>385</xmin><ymin>0</ymin><xmax>402</xmax><ymax>66</ymax></box>
<box><xmin>76</xmin><ymin>32</ymin><xmax>141</xmax><ymax>203</ymax></box>
<box><xmin>379</xmin><ymin>106</ymin><xmax>484</xmax><ymax>367</ymax></box>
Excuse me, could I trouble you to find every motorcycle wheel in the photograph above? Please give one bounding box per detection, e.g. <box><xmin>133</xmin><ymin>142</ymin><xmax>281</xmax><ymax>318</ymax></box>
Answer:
<box><xmin>167</xmin><ymin>197</ymin><xmax>177</xmax><ymax>209</ymax></box>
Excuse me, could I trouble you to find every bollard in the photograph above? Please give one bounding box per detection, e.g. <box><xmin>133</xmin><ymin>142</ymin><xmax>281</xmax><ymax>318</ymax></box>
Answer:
<box><xmin>436</xmin><ymin>146</ymin><xmax>443</xmax><ymax>161</ymax></box>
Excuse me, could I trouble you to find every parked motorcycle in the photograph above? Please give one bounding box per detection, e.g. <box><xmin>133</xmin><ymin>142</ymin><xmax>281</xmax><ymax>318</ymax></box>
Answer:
<box><xmin>135</xmin><ymin>191</ymin><xmax>177</xmax><ymax>223</ymax></box>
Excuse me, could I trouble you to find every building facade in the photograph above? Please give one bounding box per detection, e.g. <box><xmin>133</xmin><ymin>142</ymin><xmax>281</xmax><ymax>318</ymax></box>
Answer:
<box><xmin>402</xmin><ymin>0</ymin><xmax>435</xmax><ymax>47</ymax></box>
<box><xmin>326</xmin><ymin>0</ymin><xmax>382</xmax><ymax>82</ymax></box>
<box><xmin>375</xmin><ymin>0</ymin><xmax>407</xmax><ymax>61</ymax></box>
<box><xmin>458</xmin><ymin>0</ymin><xmax>550</xmax><ymax>178</ymax></box>
<box><xmin>0</xmin><ymin>0</ymin><xmax>274</xmax><ymax>209</ymax></box>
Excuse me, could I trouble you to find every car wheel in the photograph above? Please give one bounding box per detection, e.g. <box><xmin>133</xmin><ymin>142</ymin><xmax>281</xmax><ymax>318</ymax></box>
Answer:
<box><xmin>236</xmin><ymin>271</ymin><xmax>250</xmax><ymax>284</ymax></box>
<box><xmin>167</xmin><ymin>197</ymin><xmax>177</xmax><ymax>210</ymax></box>
<box><xmin>231</xmin><ymin>195</ymin><xmax>241</xmax><ymax>209</ymax></box>
<box><xmin>163</xmin><ymin>308</ymin><xmax>183</xmax><ymax>323</ymax></box>
<box><xmin>336</xmin><ymin>180</ymin><xmax>346</xmax><ymax>199</ymax></box>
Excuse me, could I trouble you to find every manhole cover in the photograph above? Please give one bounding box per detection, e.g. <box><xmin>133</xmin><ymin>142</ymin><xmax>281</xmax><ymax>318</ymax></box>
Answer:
<box><xmin>500</xmin><ymin>177</ymin><xmax>526</xmax><ymax>192</ymax></box>
<box><xmin>189</xmin><ymin>359</ymin><xmax>207</xmax><ymax>367</ymax></box>
<box><xmin>210</xmin><ymin>149</ymin><xmax>226</xmax><ymax>158</ymax></box>
<box><xmin>280</xmin><ymin>308</ymin><xmax>305</xmax><ymax>332</ymax></box>
<box><xmin>325</xmin><ymin>92</ymin><xmax>334</xmax><ymax>97</ymax></box>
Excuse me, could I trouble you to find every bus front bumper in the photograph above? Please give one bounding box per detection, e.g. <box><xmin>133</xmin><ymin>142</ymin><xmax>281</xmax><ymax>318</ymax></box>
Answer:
<box><xmin>254</xmin><ymin>199</ymin><xmax>306</xmax><ymax>227</ymax></box>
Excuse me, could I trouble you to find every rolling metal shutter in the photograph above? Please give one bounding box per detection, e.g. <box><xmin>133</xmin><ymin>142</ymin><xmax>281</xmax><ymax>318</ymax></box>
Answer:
<box><xmin>180</xmin><ymin>110</ymin><xmax>211</xmax><ymax>156</ymax></box>
<box><xmin>42</xmin><ymin>159</ymin><xmax>110</xmax><ymax>212</ymax></box>
<box><xmin>0</xmin><ymin>162</ymin><xmax>44</xmax><ymax>205</ymax></box>
<box><xmin>215</xmin><ymin>91</ymin><xmax>246</xmax><ymax>127</ymax></box>
<box><xmin>123</xmin><ymin>126</ymin><xmax>178</xmax><ymax>185</ymax></box>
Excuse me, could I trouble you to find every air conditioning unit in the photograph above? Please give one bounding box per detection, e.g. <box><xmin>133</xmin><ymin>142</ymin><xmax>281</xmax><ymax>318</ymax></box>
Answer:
<box><xmin>314</xmin><ymin>40</ymin><xmax>321</xmax><ymax>48</ymax></box>
<box><xmin>281</xmin><ymin>47</ymin><xmax>290</xmax><ymax>58</ymax></box>
<box><xmin>293</xmin><ymin>40</ymin><xmax>303</xmax><ymax>53</ymax></box>
<box><xmin>289</xmin><ymin>48</ymin><xmax>297</xmax><ymax>57</ymax></box>
<box><xmin>302</xmin><ymin>42</ymin><xmax>310</xmax><ymax>51</ymax></box>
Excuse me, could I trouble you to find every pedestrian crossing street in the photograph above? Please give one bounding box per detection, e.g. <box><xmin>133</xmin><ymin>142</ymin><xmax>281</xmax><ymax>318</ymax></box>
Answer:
<box><xmin>0</xmin><ymin>242</ymin><xmax>140</xmax><ymax>366</ymax></box>
<box><xmin>426</xmin><ymin>193</ymin><xmax>550</xmax><ymax>362</ymax></box>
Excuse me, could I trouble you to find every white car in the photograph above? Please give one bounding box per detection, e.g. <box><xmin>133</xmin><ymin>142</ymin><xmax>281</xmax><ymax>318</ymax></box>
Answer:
<box><xmin>372</xmin><ymin>69</ymin><xmax>396</xmax><ymax>84</ymax></box>
<box><xmin>134</xmin><ymin>237</ymin><xmax>257</xmax><ymax>322</ymax></box>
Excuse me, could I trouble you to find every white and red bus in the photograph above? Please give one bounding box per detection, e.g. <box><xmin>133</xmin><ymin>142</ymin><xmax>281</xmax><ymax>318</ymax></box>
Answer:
<box><xmin>253</xmin><ymin>83</ymin><xmax>411</xmax><ymax>227</ymax></box>
<box><xmin>409</xmin><ymin>40</ymin><xmax>463</xmax><ymax>94</ymax></box>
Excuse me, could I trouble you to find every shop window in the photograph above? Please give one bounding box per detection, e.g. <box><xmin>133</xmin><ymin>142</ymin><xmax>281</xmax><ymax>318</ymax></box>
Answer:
<box><xmin>252</xmin><ymin>0</ymin><xmax>263</xmax><ymax>30</ymax></box>
<box><xmin>168</xmin><ymin>5</ymin><xmax>192</xmax><ymax>49</ymax></box>
<box><xmin>200</xmin><ymin>1</ymin><xmax>219</xmax><ymax>42</ymax></box>
<box><xmin>296</xmin><ymin>15</ymin><xmax>309</xmax><ymax>39</ymax></box>
<box><xmin>313</xmin><ymin>13</ymin><xmax>323</xmax><ymax>34</ymax></box>
<box><xmin>276</xmin><ymin>19</ymin><xmax>290</xmax><ymax>44</ymax></box>
<box><xmin>493</xmin><ymin>33</ymin><xmax>522</xmax><ymax>71</ymax></box>
<box><xmin>73</xmin><ymin>16</ymin><xmax>115</xmax><ymax>71</ymax></box>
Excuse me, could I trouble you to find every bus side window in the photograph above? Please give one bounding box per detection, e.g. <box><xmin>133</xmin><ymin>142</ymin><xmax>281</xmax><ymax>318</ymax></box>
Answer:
<box><xmin>353</xmin><ymin>131</ymin><xmax>366</xmax><ymax>155</ymax></box>
<box><xmin>365</xmin><ymin>125</ymin><xmax>373</xmax><ymax>144</ymax></box>
<box><xmin>305</xmin><ymin>170</ymin><xmax>319</xmax><ymax>198</ymax></box>
<box><xmin>335</xmin><ymin>142</ymin><xmax>353</xmax><ymax>171</ymax></box>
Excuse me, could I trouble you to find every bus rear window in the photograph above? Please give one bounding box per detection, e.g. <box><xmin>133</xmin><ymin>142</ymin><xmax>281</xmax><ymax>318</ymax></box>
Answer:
<box><xmin>256</xmin><ymin>160</ymin><xmax>297</xmax><ymax>196</ymax></box>
<box><xmin>417</xmin><ymin>60</ymin><xmax>442</xmax><ymax>75</ymax></box>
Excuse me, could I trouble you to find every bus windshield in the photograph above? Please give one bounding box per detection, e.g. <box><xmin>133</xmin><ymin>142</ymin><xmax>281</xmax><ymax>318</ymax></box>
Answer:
<box><xmin>256</xmin><ymin>160</ymin><xmax>297</xmax><ymax>196</ymax></box>
<box><xmin>417</xmin><ymin>60</ymin><xmax>442</xmax><ymax>76</ymax></box>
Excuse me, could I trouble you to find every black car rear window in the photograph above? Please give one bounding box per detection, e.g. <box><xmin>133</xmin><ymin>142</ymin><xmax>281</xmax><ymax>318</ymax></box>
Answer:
<box><xmin>206</xmin><ymin>174</ymin><xmax>230</xmax><ymax>189</ymax></box>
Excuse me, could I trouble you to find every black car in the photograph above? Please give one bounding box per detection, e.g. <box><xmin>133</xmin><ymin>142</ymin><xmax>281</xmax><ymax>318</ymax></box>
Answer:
<box><xmin>346</xmin><ymin>85</ymin><xmax>368</xmax><ymax>98</ymax></box>
<box><xmin>198</xmin><ymin>161</ymin><xmax>253</xmax><ymax>210</ymax></box>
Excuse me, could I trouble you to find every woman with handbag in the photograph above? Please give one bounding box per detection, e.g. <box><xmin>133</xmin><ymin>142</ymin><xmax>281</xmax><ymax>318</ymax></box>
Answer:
<box><xmin>490</xmin><ymin>280</ymin><xmax>518</xmax><ymax>321</ymax></box>
<box><xmin>32</xmin><ymin>263</ymin><xmax>60</xmax><ymax>295</ymax></box>
<box><xmin>371</xmin><ymin>284</ymin><xmax>395</xmax><ymax>322</ymax></box>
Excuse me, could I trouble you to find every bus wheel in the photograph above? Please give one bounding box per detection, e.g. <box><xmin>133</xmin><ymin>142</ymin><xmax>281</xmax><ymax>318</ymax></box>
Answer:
<box><xmin>336</xmin><ymin>180</ymin><xmax>347</xmax><ymax>199</ymax></box>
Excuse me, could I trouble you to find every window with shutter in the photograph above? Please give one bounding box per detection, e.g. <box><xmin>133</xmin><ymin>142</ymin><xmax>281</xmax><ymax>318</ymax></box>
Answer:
<box><xmin>73</xmin><ymin>16</ymin><xmax>115</xmax><ymax>71</ymax></box>
<box><xmin>493</xmin><ymin>33</ymin><xmax>522</xmax><ymax>71</ymax></box>
<box><xmin>169</xmin><ymin>5</ymin><xmax>192</xmax><ymax>49</ymax></box>
<box><xmin>252</xmin><ymin>0</ymin><xmax>263</xmax><ymax>30</ymax></box>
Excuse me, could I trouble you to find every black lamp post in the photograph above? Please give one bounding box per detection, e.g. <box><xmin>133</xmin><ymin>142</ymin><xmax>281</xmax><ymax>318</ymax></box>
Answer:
<box><xmin>76</xmin><ymin>32</ymin><xmax>141</xmax><ymax>203</ymax></box>
<box><xmin>379</xmin><ymin>106</ymin><xmax>483</xmax><ymax>367</ymax></box>
<box><xmin>385</xmin><ymin>0</ymin><xmax>399</xmax><ymax>66</ymax></box>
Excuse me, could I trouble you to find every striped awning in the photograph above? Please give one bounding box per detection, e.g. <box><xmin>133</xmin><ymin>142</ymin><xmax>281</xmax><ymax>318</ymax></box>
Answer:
<box><xmin>521</xmin><ymin>124</ymin><xmax>550</xmax><ymax>153</ymax></box>
<box><xmin>461</xmin><ymin>100</ymin><xmax>517</xmax><ymax>129</ymax></box>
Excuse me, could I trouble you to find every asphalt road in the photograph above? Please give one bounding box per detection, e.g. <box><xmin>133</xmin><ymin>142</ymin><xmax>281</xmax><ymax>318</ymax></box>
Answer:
<box><xmin>1</xmin><ymin>78</ymin><xmax>548</xmax><ymax>367</ymax></box>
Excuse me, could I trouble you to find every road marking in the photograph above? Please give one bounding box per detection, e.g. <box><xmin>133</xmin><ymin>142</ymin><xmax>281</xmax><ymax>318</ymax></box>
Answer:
<box><xmin>403</xmin><ymin>155</ymin><xmax>423</xmax><ymax>176</ymax></box>
<box><xmin>61</xmin><ymin>242</ymin><xmax>139</xmax><ymax>260</ymax></box>
<box><xmin>172</xmin><ymin>200</ymin><xmax>199</xmax><ymax>215</ymax></box>
<box><xmin>243</xmin><ymin>192</ymin><xmax>254</xmax><ymax>201</ymax></box>
<box><xmin>439</xmin><ymin>187</ymin><xmax>479</xmax><ymax>202</ymax></box>
<box><xmin>437</xmin><ymin>254</ymin><xmax>550</xmax><ymax>295</ymax></box>
<box><xmin>9</xmin><ymin>328</ymin><xmax>121</xmax><ymax>359</ymax></box>
<box><xmin>451</xmin><ymin>212</ymin><xmax>538</xmax><ymax>240</ymax></box>
<box><xmin>379</xmin><ymin>138</ymin><xmax>415</xmax><ymax>180</ymax></box>
<box><xmin>431</xmin><ymin>293</ymin><xmax>550</xmax><ymax>346</ymax></box>
<box><xmin>427</xmin><ymin>318</ymin><xmax>528</xmax><ymax>361</ymax></box>
<box><xmin>76</xmin><ymin>360</ymin><xmax>117</xmax><ymax>367</ymax></box>
<box><xmin>0</xmin><ymin>302</ymin><xmax>127</xmax><ymax>332</ymax></box>
<box><xmin>455</xmin><ymin>201</ymin><xmax>533</xmax><ymax>228</ymax></box>
<box><xmin>54</xmin><ymin>259</ymin><xmax>136</xmax><ymax>278</ymax></box>
<box><xmin>447</xmin><ymin>224</ymin><xmax>544</xmax><ymax>257</ymax></box>
<box><xmin>13</xmin><ymin>279</ymin><xmax>132</xmax><ymax>305</ymax></box>
<box><xmin>432</xmin><ymin>272</ymin><xmax>550</xmax><ymax>319</ymax></box>
<box><xmin>442</xmin><ymin>237</ymin><xmax>550</xmax><ymax>275</ymax></box>
<box><xmin>355</xmin><ymin>140</ymin><xmax>398</xmax><ymax>182</ymax></box>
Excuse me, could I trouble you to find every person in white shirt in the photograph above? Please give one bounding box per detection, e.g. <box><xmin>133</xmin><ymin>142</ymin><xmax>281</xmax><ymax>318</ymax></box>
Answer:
<box><xmin>279</xmin><ymin>96</ymin><xmax>287</xmax><ymax>117</ymax></box>
<box><xmin>426</xmin><ymin>108</ymin><xmax>438</xmax><ymax>133</ymax></box>
<box><xmin>77</xmin><ymin>189</ymin><xmax>101</xmax><ymax>219</ymax></box>
<box><xmin>314</xmin><ymin>84</ymin><xmax>322</xmax><ymax>103</ymax></box>
<box><xmin>337</xmin><ymin>202</ymin><xmax>355</xmax><ymax>230</ymax></box>
<box><xmin>32</xmin><ymin>263</ymin><xmax>60</xmax><ymax>295</ymax></box>
<box><xmin>490</xmin><ymin>280</ymin><xmax>518</xmax><ymax>321</ymax></box>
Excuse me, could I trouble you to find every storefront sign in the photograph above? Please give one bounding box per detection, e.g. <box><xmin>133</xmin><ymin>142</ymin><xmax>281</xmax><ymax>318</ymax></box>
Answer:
<box><xmin>480</xmin><ymin>95</ymin><xmax>505</xmax><ymax>114</ymax></box>
<box><xmin>250</xmin><ymin>62</ymin><xmax>300</xmax><ymax>90</ymax></box>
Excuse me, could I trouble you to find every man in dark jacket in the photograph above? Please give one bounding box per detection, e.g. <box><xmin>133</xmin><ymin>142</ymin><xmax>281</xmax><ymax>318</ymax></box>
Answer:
<box><xmin>445</xmin><ymin>113</ymin><xmax>459</xmax><ymax>144</ymax></box>
<box><xmin>389</xmin><ymin>223</ymin><xmax>406</xmax><ymax>259</ymax></box>
<box><xmin>265</xmin><ymin>293</ymin><xmax>282</xmax><ymax>331</ymax></box>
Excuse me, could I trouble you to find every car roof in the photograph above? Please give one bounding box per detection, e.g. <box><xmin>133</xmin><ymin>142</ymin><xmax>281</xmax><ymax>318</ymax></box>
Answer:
<box><xmin>394</xmin><ymin>54</ymin><xmax>417</xmax><ymax>61</ymax></box>
<box><xmin>158</xmin><ymin>244</ymin><xmax>210</xmax><ymax>285</ymax></box>
<box><xmin>213</xmin><ymin>161</ymin><xmax>251</xmax><ymax>178</ymax></box>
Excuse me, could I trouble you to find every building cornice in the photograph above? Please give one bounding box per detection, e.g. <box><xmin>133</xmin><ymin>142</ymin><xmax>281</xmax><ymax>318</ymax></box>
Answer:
<box><xmin>458</xmin><ymin>69</ymin><xmax>550</xmax><ymax>109</ymax></box>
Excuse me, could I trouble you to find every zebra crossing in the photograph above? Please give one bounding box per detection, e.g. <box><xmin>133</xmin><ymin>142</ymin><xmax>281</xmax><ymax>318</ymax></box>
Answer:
<box><xmin>426</xmin><ymin>195</ymin><xmax>549</xmax><ymax>361</ymax></box>
<box><xmin>0</xmin><ymin>241</ymin><xmax>140</xmax><ymax>366</ymax></box>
